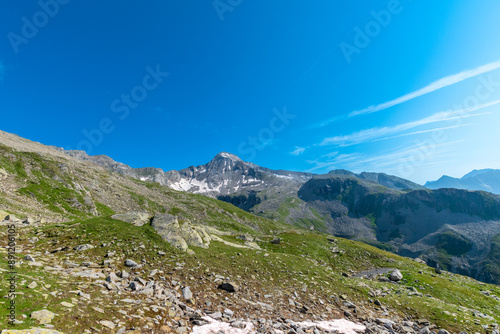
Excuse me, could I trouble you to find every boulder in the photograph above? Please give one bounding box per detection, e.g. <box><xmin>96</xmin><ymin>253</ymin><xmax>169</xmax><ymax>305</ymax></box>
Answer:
<box><xmin>74</xmin><ymin>244</ymin><xmax>94</xmax><ymax>251</ymax></box>
<box><xmin>30</xmin><ymin>309</ymin><xmax>55</xmax><ymax>324</ymax></box>
<box><xmin>151</xmin><ymin>214</ymin><xmax>211</xmax><ymax>251</ymax></box>
<box><xmin>389</xmin><ymin>269</ymin><xmax>403</xmax><ymax>281</ymax></box>
<box><xmin>218</xmin><ymin>282</ymin><xmax>239</xmax><ymax>293</ymax></box>
<box><xmin>0</xmin><ymin>210</ymin><xmax>11</xmax><ymax>221</ymax></box>
<box><xmin>24</xmin><ymin>255</ymin><xmax>36</xmax><ymax>262</ymax></box>
<box><xmin>111</xmin><ymin>211</ymin><xmax>152</xmax><ymax>226</ymax></box>
<box><xmin>124</xmin><ymin>259</ymin><xmax>139</xmax><ymax>267</ymax></box>
<box><xmin>182</xmin><ymin>286</ymin><xmax>193</xmax><ymax>301</ymax></box>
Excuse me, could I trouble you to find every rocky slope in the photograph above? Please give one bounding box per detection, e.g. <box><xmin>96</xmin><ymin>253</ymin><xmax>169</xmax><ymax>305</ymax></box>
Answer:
<box><xmin>49</xmin><ymin>138</ymin><xmax>500</xmax><ymax>285</ymax></box>
<box><xmin>425</xmin><ymin>169</ymin><xmax>500</xmax><ymax>194</ymax></box>
<box><xmin>298</xmin><ymin>172</ymin><xmax>500</xmax><ymax>284</ymax></box>
<box><xmin>1</xmin><ymin>130</ymin><xmax>500</xmax><ymax>333</ymax></box>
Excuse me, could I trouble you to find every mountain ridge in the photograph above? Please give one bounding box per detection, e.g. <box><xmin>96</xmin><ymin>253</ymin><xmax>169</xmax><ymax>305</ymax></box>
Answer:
<box><xmin>426</xmin><ymin>169</ymin><xmax>500</xmax><ymax>194</ymax></box>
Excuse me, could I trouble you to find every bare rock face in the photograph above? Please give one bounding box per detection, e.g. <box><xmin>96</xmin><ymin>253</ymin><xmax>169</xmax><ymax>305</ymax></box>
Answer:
<box><xmin>111</xmin><ymin>211</ymin><xmax>152</xmax><ymax>226</ymax></box>
<box><xmin>151</xmin><ymin>214</ymin><xmax>211</xmax><ymax>252</ymax></box>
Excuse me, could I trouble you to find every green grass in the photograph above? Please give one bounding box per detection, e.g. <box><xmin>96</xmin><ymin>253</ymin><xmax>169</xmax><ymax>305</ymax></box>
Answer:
<box><xmin>2</xmin><ymin>217</ymin><xmax>500</xmax><ymax>333</ymax></box>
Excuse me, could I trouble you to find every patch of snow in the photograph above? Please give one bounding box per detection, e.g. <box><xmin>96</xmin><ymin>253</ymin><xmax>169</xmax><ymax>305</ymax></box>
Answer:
<box><xmin>192</xmin><ymin>316</ymin><xmax>254</xmax><ymax>334</ymax></box>
<box><xmin>192</xmin><ymin>317</ymin><xmax>365</xmax><ymax>334</ymax></box>
<box><xmin>168</xmin><ymin>178</ymin><xmax>223</xmax><ymax>194</ymax></box>
<box><xmin>274</xmin><ymin>174</ymin><xmax>294</xmax><ymax>180</ymax></box>
<box><xmin>296</xmin><ymin>320</ymin><xmax>366</xmax><ymax>334</ymax></box>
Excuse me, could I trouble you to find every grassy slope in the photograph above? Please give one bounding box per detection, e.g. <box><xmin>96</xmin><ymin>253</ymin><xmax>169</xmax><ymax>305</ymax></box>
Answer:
<box><xmin>1</xmin><ymin>144</ymin><xmax>500</xmax><ymax>332</ymax></box>
<box><xmin>1</xmin><ymin>217</ymin><xmax>500</xmax><ymax>332</ymax></box>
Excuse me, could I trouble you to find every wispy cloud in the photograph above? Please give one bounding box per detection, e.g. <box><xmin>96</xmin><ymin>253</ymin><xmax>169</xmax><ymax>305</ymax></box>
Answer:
<box><xmin>290</xmin><ymin>146</ymin><xmax>306</xmax><ymax>155</ymax></box>
<box><xmin>306</xmin><ymin>140</ymin><xmax>462</xmax><ymax>174</ymax></box>
<box><xmin>349</xmin><ymin>59</ymin><xmax>500</xmax><ymax>117</ymax></box>
<box><xmin>320</xmin><ymin>99</ymin><xmax>500</xmax><ymax>147</ymax></box>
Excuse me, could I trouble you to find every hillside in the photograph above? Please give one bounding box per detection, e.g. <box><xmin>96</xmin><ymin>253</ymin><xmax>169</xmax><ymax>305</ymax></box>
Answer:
<box><xmin>1</xmin><ymin>130</ymin><xmax>500</xmax><ymax>333</ymax></box>
<box><xmin>49</xmin><ymin>138</ymin><xmax>500</xmax><ymax>286</ymax></box>
<box><xmin>298</xmin><ymin>172</ymin><xmax>500</xmax><ymax>284</ymax></box>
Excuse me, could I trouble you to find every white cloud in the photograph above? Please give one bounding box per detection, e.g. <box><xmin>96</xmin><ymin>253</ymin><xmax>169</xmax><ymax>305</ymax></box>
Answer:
<box><xmin>290</xmin><ymin>146</ymin><xmax>306</xmax><ymax>155</ymax></box>
<box><xmin>306</xmin><ymin>140</ymin><xmax>463</xmax><ymax>175</ymax></box>
<box><xmin>320</xmin><ymin>99</ymin><xmax>500</xmax><ymax>147</ymax></box>
<box><xmin>349</xmin><ymin>59</ymin><xmax>500</xmax><ymax>117</ymax></box>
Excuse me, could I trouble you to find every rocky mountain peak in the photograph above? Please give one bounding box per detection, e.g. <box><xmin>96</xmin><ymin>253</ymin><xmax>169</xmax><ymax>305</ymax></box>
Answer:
<box><xmin>213</xmin><ymin>152</ymin><xmax>242</xmax><ymax>162</ymax></box>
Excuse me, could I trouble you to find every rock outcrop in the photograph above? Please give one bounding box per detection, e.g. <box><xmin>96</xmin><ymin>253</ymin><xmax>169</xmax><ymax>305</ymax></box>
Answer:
<box><xmin>151</xmin><ymin>214</ymin><xmax>211</xmax><ymax>252</ymax></box>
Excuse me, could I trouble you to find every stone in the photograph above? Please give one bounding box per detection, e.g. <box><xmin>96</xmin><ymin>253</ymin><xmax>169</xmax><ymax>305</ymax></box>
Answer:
<box><xmin>224</xmin><ymin>308</ymin><xmax>234</xmax><ymax>318</ymax></box>
<box><xmin>118</xmin><ymin>270</ymin><xmax>130</xmax><ymax>279</ymax></box>
<box><xmin>106</xmin><ymin>272</ymin><xmax>119</xmax><ymax>283</ymax></box>
<box><xmin>124</xmin><ymin>259</ymin><xmax>139</xmax><ymax>267</ymax></box>
<box><xmin>111</xmin><ymin>211</ymin><xmax>152</xmax><ymax>226</ymax></box>
<box><xmin>129</xmin><ymin>281</ymin><xmax>143</xmax><ymax>291</ymax></box>
<box><xmin>151</xmin><ymin>214</ymin><xmax>211</xmax><ymax>252</ymax></box>
<box><xmin>100</xmin><ymin>321</ymin><xmax>116</xmax><ymax>329</ymax></box>
<box><xmin>182</xmin><ymin>286</ymin><xmax>193</xmax><ymax>301</ymax></box>
<box><xmin>419</xmin><ymin>327</ymin><xmax>431</xmax><ymax>334</ymax></box>
<box><xmin>60</xmin><ymin>302</ymin><xmax>74</xmax><ymax>308</ymax></box>
<box><xmin>218</xmin><ymin>282</ymin><xmax>239</xmax><ymax>293</ymax></box>
<box><xmin>158</xmin><ymin>251</ymin><xmax>166</xmax><ymax>256</ymax></box>
<box><xmin>27</xmin><ymin>281</ymin><xmax>37</xmax><ymax>289</ymax></box>
<box><xmin>78</xmin><ymin>291</ymin><xmax>90</xmax><ymax>299</ymax></box>
<box><xmin>74</xmin><ymin>244</ymin><xmax>94</xmax><ymax>251</ymax></box>
<box><xmin>0</xmin><ymin>210</ymin><xmax>10</xmax><ymax>221</ymax></box>
<box><xmin>31</xmin><ymin>309</ymin><xmax>55</xmax><ymax>324</ymax></box>
<box><xmin>389</xmin><ymin>269</ymin><xmax>403</xmax><ymax>281</ymax></box>
<box><xmin>24</xmin><ymin>255</ymin><xmax>36</xmax><ymax>262</ymax></box>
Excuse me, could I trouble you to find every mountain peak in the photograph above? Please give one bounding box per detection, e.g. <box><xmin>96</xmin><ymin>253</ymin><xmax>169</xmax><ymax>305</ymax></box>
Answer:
<box><xmin>214</xmin><ymin>152</ymin><xmax>242</xmax><ymax>161</ymax></box>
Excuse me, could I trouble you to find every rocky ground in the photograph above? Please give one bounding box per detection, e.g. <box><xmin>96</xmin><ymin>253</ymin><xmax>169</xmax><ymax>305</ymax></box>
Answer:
<box><xmin>1</xmin><ymin>215</ymin><xmax>499</xmax><ymax>334</ymax></box>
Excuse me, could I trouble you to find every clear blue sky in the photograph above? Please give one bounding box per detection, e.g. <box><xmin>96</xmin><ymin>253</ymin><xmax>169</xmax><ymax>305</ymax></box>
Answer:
<box><xmin>1</xmin><ymin>1</ymin><xmax>500</xmax><ymax>184</ymax></box>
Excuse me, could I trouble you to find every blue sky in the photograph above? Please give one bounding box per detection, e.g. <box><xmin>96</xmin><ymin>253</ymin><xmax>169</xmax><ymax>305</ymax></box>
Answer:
<box><xmin>1</xmin><ymin>1</ymin><xmax>500</xmax><ymax>184</ymax></box>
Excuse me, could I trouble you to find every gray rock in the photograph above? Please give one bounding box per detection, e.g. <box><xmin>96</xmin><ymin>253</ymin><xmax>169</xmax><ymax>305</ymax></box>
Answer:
<box><xmin>111</xmin><ymin>211</ymin><xmax>152</xmax><ymax>226</ymax></box>
<box><xmin>129</xmin><ymin>281</ymin><xmax>143</xmax><ymax>291</ymax></box>
<box><xmin>118</xmin><ymin>270</ymin><xmax>129</xmax><ymax>279</ymax></box>
<box><xmin>390</xmin><ymin>269</ymin><xmax>403</xmax><ymax>281</ymax></box>
<box><xmin>124</xmin><ymin>259</ymin><xmax>139</xmax><ymax>267</ymax></box>
<box><xmin>182</xmin><ymin>286</ymin><xmax>193</xmax><ymax>300</ymax></box>
<box><xmin>419</xmin><ymin>327</ymin><xmax>431</xmax><ymax>334</ymax></box>
<box><xmin>151</xmin><ymin>213</ymin><xmax>211</xmax><ymax>251</ymax></box>
<box><xmin>31</xmin><ymin>309</ymin><xmax>55</xmax><ymax>324</ymax></box>
<box><xmin>224</xmin><ymin>308</ymin><xmax>234</xmax><ymax>318</ymax></box>
<box><xmin>74</xmin><ymin>244</ymin><xmax>94</xmax><ymax>251</ymax></box>
<box><xmin>106</xmin><ymin>272</ymin><xmax>119</xmax><ymax>283</ymax></box>
<box><xmin>24</xmin><ymin>254</ymin><xmax>36</xmax><ymax>262</ymax></box>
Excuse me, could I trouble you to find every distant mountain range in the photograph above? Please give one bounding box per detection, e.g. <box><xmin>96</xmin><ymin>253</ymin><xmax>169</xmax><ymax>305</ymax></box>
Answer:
<box><xmin>425</xmin><ymin>169</ymin><xmax>500</xmax><ymax>194</ymax></box>
<box><xmin>52</xmin><ymin>146</ymin><xmax>500</xmax><ymax>284</ymax></box>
